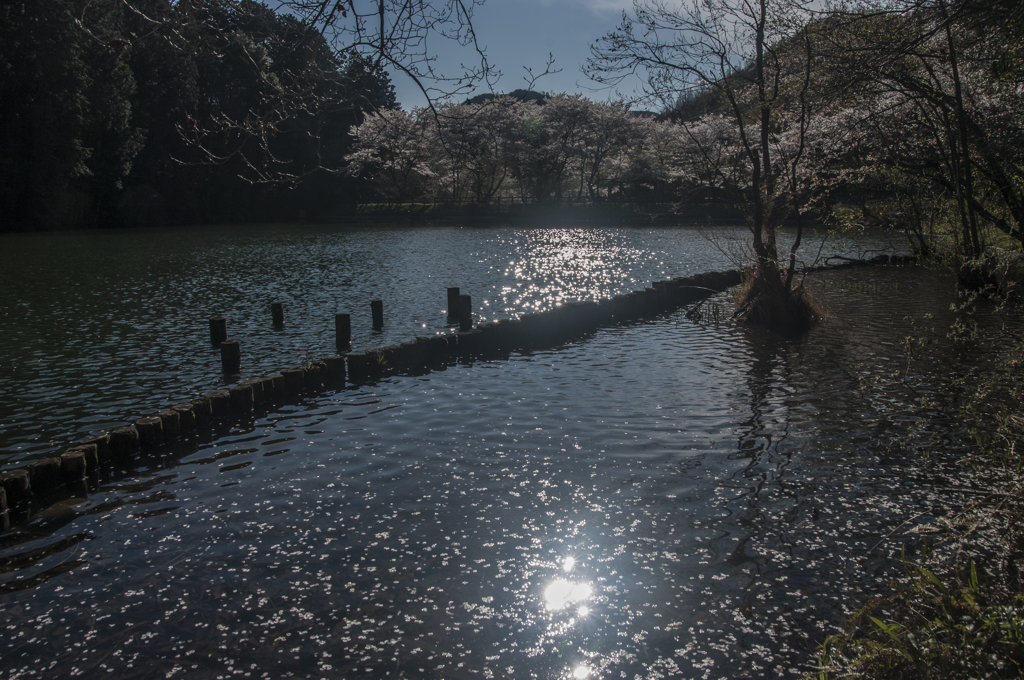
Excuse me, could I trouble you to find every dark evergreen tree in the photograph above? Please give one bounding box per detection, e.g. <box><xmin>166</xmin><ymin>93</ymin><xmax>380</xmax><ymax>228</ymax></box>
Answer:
<box><xmin>0</xmin><ymin>0</ymin><xmax>141</xmax><ymax>228</ymax></box>
<box><xmin>0</xmin><ymin>0</ymin><xmax>396</xmax><ymax>229</ymax></box>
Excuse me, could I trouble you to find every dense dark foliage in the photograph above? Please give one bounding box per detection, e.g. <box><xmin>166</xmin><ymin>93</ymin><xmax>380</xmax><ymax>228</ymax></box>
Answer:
<box><xmin>0</xmin><ymin>0</ymin><xmax>396</xmax><ymax>230</ymax></box>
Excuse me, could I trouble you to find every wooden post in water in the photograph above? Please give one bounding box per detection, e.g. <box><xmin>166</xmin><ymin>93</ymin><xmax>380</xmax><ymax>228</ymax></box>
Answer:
<box><xmin>135</xmin><ymin>417</ymin><xmax>163</xmax><ymax>451</ymax></box>
<box><xmin>220</xmin><ymin>340</ymin><xmax>241</xmax><ymax>375</ymax></box>
<box><xmin>447</xmin><ymin>287</ymin><xmax>461</xmax><ymax>317</ymax></box>
<box><xmin>28</xmin><ymin>458</ymin><xmax>61</xmax><ymax>494</ymax></box>
<box><xmin>347</xmin><ymin>353</ymin><xmax>370</xmax><ymax>383</ymax></box>
<box><xmin>67</xmin><ymin>443</ymin><xmax>98</xmax><ymax>474</ymax></box>
<box><xmin>109</xmin><ymin>426</ymin><xmax>140</xmax><ymax>459</ymax></box>
<box><xmin>76</xmin><ymin>434</ymin><xmax>110</xmax><ymax>465</ymax></box>
<box><xmin>247</xmin><ymin>379</ymin><xmax>264</xmax><ymax>405</ymax></box>
<box><xmin>190</xmin><ymin>397</ymin><xmax>213</xmax><ymax>429</ymax></box>
<box><xmin>0</xmin><ymin>469</ymin><xmax>30</xmax><ymax>508</ymax></box>
<box><xmin>459</xmin><ymin>294</ymin><xmax>473</xmax><ymax>331</ymax></box>
<box><xmin>324</xmin><ymin>355</ymin><xmax>347</xmax><ymax>384</ymax></box>
<box><xmin>206</xmin><ymin>390</ymin><xmax>231</xmax><ymax>420</ymax></box>
<box><xmin>158</xmin><ymin>410</ymin><xmax>181</xmax><ymax>440</ymax></box>
<box><xmin>335</xmin><ymin>313</ymin><xmax>351</xmax><ymax>348</ymax></box>
<box><xmin>60</xmin><ymin>450</ymin><xmax>87</xmax><ymax>483</ymax></box>
<box><xmin>281</xmin><ymin>367</ymin><xmax>306</xmax><ymax>394</ymax></box>
<box><xmin>173</xmin><ymin>403</ymin><xmax>197</xmax><ymax>433</ymax></box>
<box><xmin>229</xmin><ymin>384</ymin><xmax>254</xmax><ymax>413</ymax></box>
<box><xmin>209</xmin><ymin>317</ymin><xmax>227</xmax><ymax>345</ymax></box>
<box><xmin>271</xmin><ymin>302</ymin><xmax>284</xmax><ymax>328</ymax></box>
<box><xmin>371</xmin><ymin>299</ymin><xmax>384</xmax><ymax>329</ymax></box>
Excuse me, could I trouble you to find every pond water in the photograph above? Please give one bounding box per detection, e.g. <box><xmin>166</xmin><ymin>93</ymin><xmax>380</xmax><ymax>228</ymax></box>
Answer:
<box><xmin>0</xmin><ymin>223</ymin><xmax>897</xmax><ymax>467</ymax></box>
<box><xmin>0</xmin><ymin>223</ymin><xmax>998</xmax><ymax>679</ymax></box>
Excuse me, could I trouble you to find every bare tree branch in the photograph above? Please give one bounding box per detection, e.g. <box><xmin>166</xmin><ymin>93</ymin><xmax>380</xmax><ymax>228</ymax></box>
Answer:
<box><xmin>523</xmin><ymin>52</ymin><xmax>561</xmax><ymax>91</ymax></box>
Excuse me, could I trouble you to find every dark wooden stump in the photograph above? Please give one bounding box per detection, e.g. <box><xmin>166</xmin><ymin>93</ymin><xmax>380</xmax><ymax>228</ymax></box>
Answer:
<box><xmin>336</xmin><ymin>313</ymin><xmax>351</xmax><ymax>349</ymax></box>
<box><xmin>447</xmin><ymin>287</ymin><xmax>461</xmax><ymax>317</ymax></box>
<box><xmin>305</xmin><ymin>361</ymin><xmax>326</xmax><ymax>390</ymax></box>
<box><xmin>77</xmin><ymin>435</ymin><xmax>111</xmax><ymax>464</ymax></box>
<box><xmin>209</xmin><ymin>316</ymin><xmax>227</xmax><ymax>345</ymax></box>
<box><xmin>458</xmin><ymin>329</ymin><xmax>482</xmax><ymax>360</ymax></box>
<box><xmin>28</xmin><ymin>457</ymin><xmax>62</xmax><ymax>494</ymax></box>
<box><xmin>347</xmin><ymin>353</ymin><xmax>370</xmax><ymax>383</ymax></box>
<box><xmin>60</xmin><ymin>449</ymin><xmax>87</xmax><ymax>483</ymax></box>
<box><xmin>65</xmin><ymin>444</ymin><xmax>98</xmax><ymax>474</ymax></box>
<box><xmin>401</xmin><ymin>340</ymin><xmax>424</xmax><ymax>372</ymax></box>
<box><xmin>173</xmin><ymin>403</ymin><xmax>197</xmax><ymax>433</ymax></box>
<box><xmin>459</xmin><ymin>295</ymin><xmax>472</xmax><ymax>331</ymax></box>
<box><xmin>281</xmin><ymin>367</ymin><xmax>306</xmax><ymax>394</ymax></box>
<box><xmin>220</xmin><ymin>340</ymin><xmax>241</xmax><ymax>375</ymax></box>
<box><xmin>191</xmin><ymin>397</ymin><xmax>213</xmax><ymax>429</ymax></box>
<box><xmin>158</xmin><ymin>410</ymin><xmax>181</xmax><ymax>440</ymax></box>
<box><xmin>109</xmin><ymin>426</ymin><xmax>140</xmax><ymax>458</ymax></box>
<box><xmin>246</xmin><ymin>380</ymin><xmax>264</xmax><ymax>405</ymax></box>
<box><xmin>255</xmin><ymin>377</ymin><xmax>276</xmax><ymax>404</ymax></box>
<box><xmin>371</xmin><ymin>299</ymin><xmax>384</xmax><ymax>329</ymax></box>
<box><xmin>0</xmin><ymin>469</ymin><xmax>31</xmax><ymax>507</ymax></box>
<box><xmin>135</xmin><ymin>416</ymin><xmax>163</xmax><ymax>450</ymax></box>
<box><xmin>324</xmin><ymin>355</ymin><xmax>346</xmax><ymax>384</ymax></box>
<box><xmin>364</xmin><ymin>348</ymin><xmax>386</xmax><ymax>380</ymax></box>
<box><xmin>229</xmin><ymin>384</ymin><xmax>254</xmax><ymax>413</ymax></box>
<box><xmin>206</xmin><ymin>390</ymin><xmax>231</xmax><ymax>420</ymax></box>
<box><xmin>272</xmin><ymin>301</ymin><xmax>284</xmax><ymax>328</ymax></box>
<box><xmin>414</xmin><ymin>336</ymin><xmax>438</xmax><ymax>368</ymax></box>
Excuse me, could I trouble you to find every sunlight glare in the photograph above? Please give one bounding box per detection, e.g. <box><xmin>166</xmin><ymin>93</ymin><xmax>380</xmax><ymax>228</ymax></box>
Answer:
<box><xmin>544</xmin><ymin>578</ymin><xmax>592</xmax><ymax>611</ymax></box>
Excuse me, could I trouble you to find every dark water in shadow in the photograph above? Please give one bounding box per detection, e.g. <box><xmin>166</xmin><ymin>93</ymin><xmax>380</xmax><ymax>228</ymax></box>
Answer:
<box><xmin>1</xmin><ymin>262</ymin><xmax>1002</xmax><ymax>679</ymax></box>
<box><xmin>0</xmin><ymin>223</ymin><xmax>897</xmax><ymax>467</ymax></box>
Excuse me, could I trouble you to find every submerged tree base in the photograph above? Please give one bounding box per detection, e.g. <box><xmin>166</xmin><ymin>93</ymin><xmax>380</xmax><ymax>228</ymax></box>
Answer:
<box><xmin>732</xmin><ymin>267</ymin><xmax>823</xmax><ymax>335</ymax></box>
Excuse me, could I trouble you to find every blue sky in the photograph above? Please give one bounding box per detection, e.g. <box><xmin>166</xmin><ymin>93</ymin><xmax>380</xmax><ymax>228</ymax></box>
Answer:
<box><xmin>390</xmin><ymin>0</ymin><xmax>640</xmax><ymax>109</ymax></box>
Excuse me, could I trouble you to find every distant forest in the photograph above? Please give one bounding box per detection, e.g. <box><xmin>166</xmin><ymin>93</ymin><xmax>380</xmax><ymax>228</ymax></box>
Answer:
<box><xmin>2</xmin><ymin>0</ymin><xmax>1021</xmax><ymax>254</ymax></box>
<box><xmin>0</xmin><ymin>0</ymin><xmax>396</xmax><ymax>230</ymax></box>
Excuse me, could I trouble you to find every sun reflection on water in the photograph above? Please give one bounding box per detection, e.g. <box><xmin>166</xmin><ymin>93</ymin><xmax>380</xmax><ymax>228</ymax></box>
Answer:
<box><xmin>572</xmin><ymin>665</ymin><xmax>592</xmax><ymax>679</ymax></box>
<box><xmin>543</xmin><ymin>578</ymin><xmax>593</xmax><ymax>612</ymax></box>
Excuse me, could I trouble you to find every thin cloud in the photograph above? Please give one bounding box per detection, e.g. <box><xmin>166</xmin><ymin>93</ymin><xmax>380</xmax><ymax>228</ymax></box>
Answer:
<box><xmin>574</xmin><ymin>0</ymin><xmax>637</xmax><ymax>15</ymax></box>
<box><xmin>534</xmin><ymin>0</ymin><xmax>636</xmax><ymax>16</ymax></box>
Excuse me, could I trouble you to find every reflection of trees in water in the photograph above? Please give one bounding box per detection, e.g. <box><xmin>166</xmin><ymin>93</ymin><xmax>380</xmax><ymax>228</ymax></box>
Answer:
<box><xmin>716</xmin><ymin>331</ymin><xmax>801</xmax><ymax>606</ymax></box>
<box><xmin>708</xmin><ymin>299</ymin><xmax>980</xmax><ymax>670</ymax></box>
<box><xmin>734</xmin><ymin>331</ymin><xmax>798</xmax><ymax>500</ymax></box>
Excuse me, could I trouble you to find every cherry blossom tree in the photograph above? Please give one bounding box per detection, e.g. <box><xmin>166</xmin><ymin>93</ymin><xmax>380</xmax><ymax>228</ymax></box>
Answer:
<box><xmin>428</xmin><ymin>97</ymin><xmax>526</xmax><ymax>203</ymax></box>
<box><xmin>575</xmin><ymin>100</ymin><xmax>646</xmax><ymax>201</ymax></box>
<box><xmin>346</xmin><ymin>107</ymin><xmax>434</xmax><ymax>200</ymax></box>
<box><xmin>510</xmin><ymin>94</ymin><xmax>592</xmax><ymax>203</ymax></box>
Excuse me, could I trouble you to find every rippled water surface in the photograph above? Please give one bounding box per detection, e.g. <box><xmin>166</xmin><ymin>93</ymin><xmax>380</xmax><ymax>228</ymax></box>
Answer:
<box><xmin>0</xmin><ymin>223</ymin><xmax>892</xmax><ymax>465</ymax></box>
<box><xmin>0</xmin><ymin>230</ymin><xmax>998</xmax><ymax>679</ymax></box>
